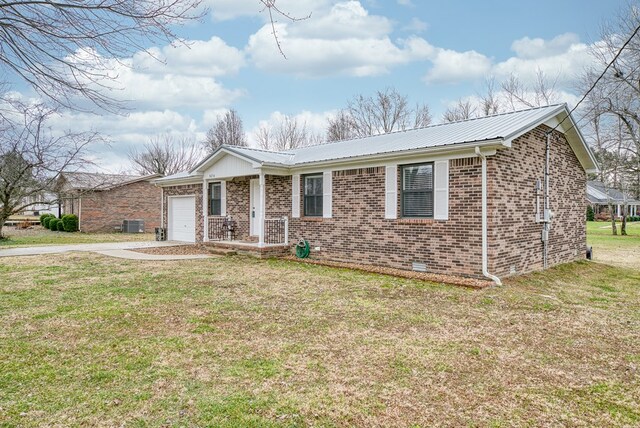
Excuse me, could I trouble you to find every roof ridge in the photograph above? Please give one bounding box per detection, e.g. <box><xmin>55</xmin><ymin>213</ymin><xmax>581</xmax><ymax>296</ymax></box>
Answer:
<box><xmin>224</xmin><ymin>145</ymin><xmax>288</xmax><ymax>155</ymax></box>
<box><xmin>285</xmin><ymin>104</ymin><xmax>566</xmax><ymax>152</ymax></box>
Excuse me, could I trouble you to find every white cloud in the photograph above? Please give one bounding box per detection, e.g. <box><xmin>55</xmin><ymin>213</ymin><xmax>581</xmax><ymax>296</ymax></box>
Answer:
<box><xmin>422</xmin><ymin>33</ymin><xmax>594</xmax><ymax>86</ymax></box>
<box><xmin>425</xmin><ymin>49</ymin><xmax>492</xmax><ymax>83</ymax></box>
<box><xmin>132</xmin><ymin>37</ymin><xmax>245</xmax><ymax>77</ymax></box>
<box><xmin>404</xmin><ymin>17</ymin><xmax>428</xmax><ymax>33</ymax></box>
<box><xmin>64</xmin><ymin>45</ymin><xmax>244</xmax><ymax>109</ymax></box>
<box><xmin>493</xmin><ymin>38</ymin><xmax>593</xmax><ymax>85</ymax></box>
<box><xmin>205</xmin><ymin>0</ymin><xmax>330</xmax><ymax>22</ymax></box>
<box><xmin>246</xmin><ymin>2</ymin><xmax>431</xmax><ymax>77</ymax></box>
<box><xmin>511</xmin><ymin>33</ymin><xmax>581</xmax><ymax>60</ymax></box>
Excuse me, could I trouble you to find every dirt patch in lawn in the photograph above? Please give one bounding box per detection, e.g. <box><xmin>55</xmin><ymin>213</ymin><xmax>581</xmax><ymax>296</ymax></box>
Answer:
<box><xmin>132</xmin><ymin>244</ymin><xmax>213</xmax><ymax>256</ymax></box>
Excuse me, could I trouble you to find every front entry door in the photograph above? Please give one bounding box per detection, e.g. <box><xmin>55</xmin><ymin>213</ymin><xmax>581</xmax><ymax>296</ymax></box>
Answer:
<box><xmin>249</xmin><ymin>179</ymin><xmax>262</xmax><ymax>236</ymax></box>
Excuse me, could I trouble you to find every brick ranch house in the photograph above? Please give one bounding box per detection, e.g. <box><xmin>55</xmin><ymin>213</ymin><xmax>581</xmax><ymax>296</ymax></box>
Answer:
<box><xmin>154</xmin><ymin>104</ymin><xmax>598</xmax><ymax>284</ymax></box>
<box><xmin>58</xmin><ymin>172</ymin><xmax>162</xmax><ymax>233</ymax></box>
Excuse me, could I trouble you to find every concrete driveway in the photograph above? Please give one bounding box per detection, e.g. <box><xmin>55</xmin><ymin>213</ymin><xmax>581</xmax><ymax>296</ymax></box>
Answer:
<box><xmin>0</xmin><ymin>241</ymin><xmax>209</xmax><ymax>260</ymax></box>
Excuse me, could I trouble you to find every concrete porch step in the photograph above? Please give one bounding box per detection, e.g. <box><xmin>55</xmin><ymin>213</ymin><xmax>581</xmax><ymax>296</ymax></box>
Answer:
<box><xmin>206</xmin><ymin>247</ymin><xmax>238</xmax><ymax>256</ymax></box>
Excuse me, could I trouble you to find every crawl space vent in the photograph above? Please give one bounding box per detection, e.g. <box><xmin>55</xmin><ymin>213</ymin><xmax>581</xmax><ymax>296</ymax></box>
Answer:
<box><xmin>412</xmin><ymin>262</ymin><xmax>427</xmax><ymax>272</ymax></box>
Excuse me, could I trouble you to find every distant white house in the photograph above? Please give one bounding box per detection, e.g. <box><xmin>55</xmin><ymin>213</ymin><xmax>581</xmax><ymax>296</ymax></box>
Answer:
<box><xmin>587</xmin><ymin>181</ymin><xmax>639</xmax><ymax>217</ymax></box>
<box><xmin>18</xmin><ymin>192</ymin><xmax>59</xmax><ymax>216</ymax></box>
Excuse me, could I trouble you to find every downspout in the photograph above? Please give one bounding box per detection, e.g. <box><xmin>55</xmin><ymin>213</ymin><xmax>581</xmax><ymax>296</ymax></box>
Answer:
<box><xmin>475</xmin><ymin>147</ymin><xmax>502</xmax><ymax>286</ymax></box>
<box><xmin>543</xmin><ymin>132</ymin><xmax>551</xmax><ymax>269</ymax></box>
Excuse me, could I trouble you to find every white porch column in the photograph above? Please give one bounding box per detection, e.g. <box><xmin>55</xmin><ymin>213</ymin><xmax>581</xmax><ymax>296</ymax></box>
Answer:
<box><xmin>258</xmin><ymin>171</ymin><xmax>266</xmax><ymax>247</ymax></box>
<box><xmin>617</xmin><ymin>204</ymin><xmax>622</xmax><ymax>217</ymax></box>
<box><xmin>203</xmin><ymin>179</ymin><xmax>209</xmax><ymax>242</ymax></box>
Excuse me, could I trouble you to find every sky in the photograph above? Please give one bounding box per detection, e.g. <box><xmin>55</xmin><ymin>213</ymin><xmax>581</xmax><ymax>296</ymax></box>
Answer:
<box><xmin>7</xmin><ymin>0</ymin><xmax>631</xmax><ymax>172</ymax></box>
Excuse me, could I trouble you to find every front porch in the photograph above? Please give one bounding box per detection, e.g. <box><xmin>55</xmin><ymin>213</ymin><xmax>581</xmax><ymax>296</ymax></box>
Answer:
<box><xmin>206</xmin><ymin>238</ymin><xmax>291</xmax><ymax>258</ymax></box>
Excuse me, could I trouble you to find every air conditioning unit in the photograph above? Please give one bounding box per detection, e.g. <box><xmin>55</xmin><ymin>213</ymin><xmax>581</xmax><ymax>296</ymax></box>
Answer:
<box><xmin>122</xmin><ymin>219</ymin><xmax>145</xmax><ymax>233</ymax></box>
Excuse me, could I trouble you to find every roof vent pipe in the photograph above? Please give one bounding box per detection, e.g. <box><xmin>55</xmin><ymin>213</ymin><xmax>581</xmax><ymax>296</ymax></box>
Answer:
<box><xmin>475</xmin><ymin>146</ymin><xmax>502</xmax><ymax>286</ymax></box>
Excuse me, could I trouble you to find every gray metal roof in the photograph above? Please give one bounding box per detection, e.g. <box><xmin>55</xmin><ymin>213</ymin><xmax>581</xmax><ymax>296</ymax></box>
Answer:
<box><xmin>282</xmin><ymin>104</ymin><xmax>568</xmax><ymax>165</ymax></box>
<box><xmin>162</xmin><ymin>104</ymin><xmax>596</xmax><ymax>185</ymax></box>
<box><xmin>587</xmin><ymin>180</ymin><xmax>639</xmax><ymax>204</ymax></box>
<box><xmin>60</xmin><ymin>172</ymin><xmax>160</xmax><ymax>190</ymax></box>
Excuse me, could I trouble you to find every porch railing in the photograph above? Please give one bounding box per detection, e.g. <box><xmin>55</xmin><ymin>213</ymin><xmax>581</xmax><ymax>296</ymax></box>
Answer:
<box><xmin>264</xmin><ymin>217</ymin><xmax>288</xmax><ymax>245</ymax></box>
<box><xmin>208</xmin><ymin>216</ymin><xmax>236</xmax><ymax>241</ymax></box>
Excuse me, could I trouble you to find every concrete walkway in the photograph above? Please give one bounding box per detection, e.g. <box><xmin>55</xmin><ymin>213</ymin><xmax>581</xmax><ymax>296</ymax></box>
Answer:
<box><xmin>0</xmin><ymin>241</ymin><xmax>209</xmax><ymax>260</ymax></box>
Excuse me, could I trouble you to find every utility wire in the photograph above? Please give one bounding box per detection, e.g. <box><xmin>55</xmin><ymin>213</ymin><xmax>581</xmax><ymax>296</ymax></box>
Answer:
<box><xmin>548</xmin><ymin>21</ymin><xmax>640</xmax><ymax>135</ymax></box>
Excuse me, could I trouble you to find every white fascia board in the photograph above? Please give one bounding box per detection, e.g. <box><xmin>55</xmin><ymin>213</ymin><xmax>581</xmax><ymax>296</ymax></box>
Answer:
<box><xmin>153</xmin><ymin>174</ymin><xmax>203</xmax><ymax>187</ymax></box>
<box><xmin>288</xmin><ymin>142</ymin><xmax>501</xmax><ymax>175</ymax></box>
<box><xmin>502</xmin><ymin>104</ymin><xmax>566</xmax><ymax>146</ymax></box>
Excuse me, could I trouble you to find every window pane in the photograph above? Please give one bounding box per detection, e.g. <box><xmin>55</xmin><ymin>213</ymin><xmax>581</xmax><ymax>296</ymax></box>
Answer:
<box><xmin>210</xmin><ymin>182</ymin><xmax>221</xmax><ymax>215</ymax></box>
<box><xmin>403</xmin><ymin>165</ymin><xmax>433</xmax><ymax>191</ymax></box>
<box><xmin>401</xmin><ymin>163</ymin><xmax>434</xmax><ymax>217</ymax></box>
<box><xmin>403</xmin><ymin>191</ymin><xmax>433</xmax><ymax>217</ymax></box>
<box><xmin>304</xmin><ymin>175</ymin><xmax>323</xmax><ymax>216</ymax></box>
<box><xmin>305</xmin><ymin>176</ymin><xmax>323</xmax><ymax>196</ymax></box>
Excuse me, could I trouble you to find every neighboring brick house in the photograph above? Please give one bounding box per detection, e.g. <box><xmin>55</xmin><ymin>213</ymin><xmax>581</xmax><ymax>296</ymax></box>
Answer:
<box><xmin>154</xmin><ymin>105</ymin><xmax>598</xmax><ymax>283</ymax></box>
<box><xmin>58</xmin><ymin>172</ymin><xmax>162</xmax><ymax>233</ymax></box>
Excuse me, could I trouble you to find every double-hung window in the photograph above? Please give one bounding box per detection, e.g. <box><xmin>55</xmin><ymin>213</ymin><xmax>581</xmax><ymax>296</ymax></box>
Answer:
<box><xmin>303</xmin><ymin>174</ymin><xmax>323</xmax><ymax>217</ymax></box>
<box><xmin>401</xmin><ymin>163</ymin><xmax>434</xmax><ymax>218</ymax></box>
<box><xmin>209</xmin><ymin>182</ymin><xmax>221</xmax><ymax>216</ymax></box>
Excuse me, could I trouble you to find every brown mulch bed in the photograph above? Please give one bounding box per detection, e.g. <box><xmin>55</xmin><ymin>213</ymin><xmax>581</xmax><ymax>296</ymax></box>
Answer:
<box><xmin>133</xmin><ymin>245</ymin><xmax>213</xmax><ymax>256</ymax></box>
<box><xmin>283</xmin><ymin>256</ymin><xmax>494</xmax><ymax>289</ymax></box>
<box><xmin>133</xmin><ymin>246</ymin><xmax>493</xmax><ymax>288</ymax></box>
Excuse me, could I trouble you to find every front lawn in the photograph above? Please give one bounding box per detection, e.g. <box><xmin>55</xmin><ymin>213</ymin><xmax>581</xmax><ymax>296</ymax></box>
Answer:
<box><xmin>1</xmin><ymin>254</ymin><xmax>639</xmax><ymax>427</ymax></box>
<box><xmin>0</xmin><ymin>226</ymin><xmax>154</xmax><ymax>247</ymax></box>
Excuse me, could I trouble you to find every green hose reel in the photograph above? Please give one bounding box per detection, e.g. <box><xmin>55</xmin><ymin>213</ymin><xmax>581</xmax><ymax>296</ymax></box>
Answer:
<box><xmin>295</xmin><ymin>239</ymin><xmax>310</xmax><ymax>258</ymax></box>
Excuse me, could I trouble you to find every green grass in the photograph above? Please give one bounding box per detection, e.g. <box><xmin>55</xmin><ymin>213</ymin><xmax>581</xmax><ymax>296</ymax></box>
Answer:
<box><xmin>0</xmin><ymin>228</ymin><xmax>154</xmax><ymax>247</ymax></box>
<box><xmin>586</xmin><ymin>221</ymin><xmax>640</xmax><ymax>269</ymax></box>
<box><xmin>1</xmin><ymin>252</ymin><xmax>639</xmax><ymax>427</ymax></box>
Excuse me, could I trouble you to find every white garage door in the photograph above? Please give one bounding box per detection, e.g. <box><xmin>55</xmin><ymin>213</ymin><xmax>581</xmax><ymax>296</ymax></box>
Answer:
<box><xmin>169</xmin><ymin>196</ymin><xmax>196</xmax><ymax>242</ymax></box>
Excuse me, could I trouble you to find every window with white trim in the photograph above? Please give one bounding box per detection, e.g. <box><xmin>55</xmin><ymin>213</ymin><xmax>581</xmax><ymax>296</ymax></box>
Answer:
<box><xmin>303</xmin><ymin>174</ymin><xmax>323</xmax><ymax>217</ymax></box>
<box><xmin>401</xmin><ymin>163</ymin><xmax>434</xmax><ymax>218</ymax></box>
<box><xmin>208</xmin><ymin>182</ymin><xmax>221</xmax><ymax>216</ymax></box>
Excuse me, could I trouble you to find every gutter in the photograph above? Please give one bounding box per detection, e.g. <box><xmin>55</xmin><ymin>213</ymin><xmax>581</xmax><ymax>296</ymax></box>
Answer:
<box><xmin>475</xmin><ymin>146</ymin><xmax>502</xmax><ymax>286</ymax></box>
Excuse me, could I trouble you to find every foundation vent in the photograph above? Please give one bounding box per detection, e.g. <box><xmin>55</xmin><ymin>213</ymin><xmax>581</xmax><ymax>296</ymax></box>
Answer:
<box><xmin>412</xmin><ymin>262</ymin><xmax>427</xmax><ymax>272</ymax></box>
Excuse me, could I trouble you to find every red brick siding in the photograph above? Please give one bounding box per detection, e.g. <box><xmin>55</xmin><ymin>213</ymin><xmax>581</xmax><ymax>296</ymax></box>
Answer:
<box><xmin>78</xmin><ymin>180</ymin><xmax>161</xmax><ymax>233</ymax></box>
<box><xmin>487</xmin><ymin>125</ymin><xmax>587</xmax><ymax>276</ymax></box>
<box><xmin>162</xmin><ymin>183</ymin><xmax>204</xmax><ymax>242</ymax></box>
<box><xmin>281</xmin><ymin>163</ymin><xmax>484</xmax><ymax>277</ymax></box>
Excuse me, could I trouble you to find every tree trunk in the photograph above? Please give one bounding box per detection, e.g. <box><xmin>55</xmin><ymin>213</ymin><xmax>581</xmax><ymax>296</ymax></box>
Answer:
<box><xmin>621</xmin><ymin>204</ymin><xmax>627</xmax><ymax>235</ymax></box>
<box><xmin>0</xmin><ymin>218</ymin><xmax>6</xmax><ymax>240</ymax></box>
<box><xmin>609</xmin><ymin>203</ymin><xmax>618</xmax><ymax>235</ymax></box>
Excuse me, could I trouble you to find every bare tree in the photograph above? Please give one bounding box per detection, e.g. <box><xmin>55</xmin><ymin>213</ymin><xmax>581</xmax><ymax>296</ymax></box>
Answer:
<box><xmin>0</xmin><ymin>1</ymin><xmax>205</xmax><ymax>112</ymax></box>
<box><xmin>129</xmin><ymin>134</ymin><xmax>202</xmax><ymax>176</ymax></box>
<box><xmin>255</xmin><ymin>115</ymin><xmax>320</xmax><ymax>151</ymax></box>
<box><xmin>326</xmin><ymin>110</ymin><xmax>357</xmax><ymax>142</ymax></box>
<box><xmin>0</xmin><ymin>1</ymin><xmax>312</xmax><ymax>112</ymax></box>
<box><xmin>0</xmin><ymin>102</ymin><xmax>99</xmax><ymax>238</ymax></box>
<box><xmin>577</xmin><ymin>2</ymin><xmax>640</xmax><ymax>212</ymax></box>
<box><xmin>203</xmin><ymin>109</ymin><xmax>248</xmax><ymax>152</ymax></box>
<box><xmin>478</xmin><ymin>77</ymin><xmax>502</xmax><ymax>117</ymax></box>
<box><xmin>329</xmin><ymin>88</ymin><xmax>432</xmax><ymax>139</ymax></box>
<box><xmin>442</xmin><ymin>99</ymin><xmax>476</xmax><ymax>123</ymax></box>
<box><xmin>501</xmin><ymin>69</ymin><xmax>559</xmax><ymax>111</ymax></box>
<box><xmin>258</xmin><ymin>1</ymin><xmax>312</xmax><ymax>59</ymax></box>
<box><xmin>413</xmin><ymin>103</ymin><xmax>433</xmax><ymax>128</ymax></box>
